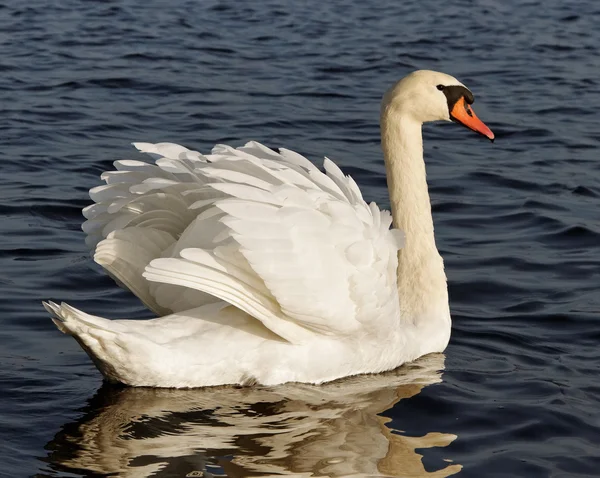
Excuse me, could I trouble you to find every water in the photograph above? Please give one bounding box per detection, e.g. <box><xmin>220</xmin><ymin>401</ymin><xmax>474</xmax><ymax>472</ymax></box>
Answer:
<box><xmin>1</xmin><ymin>0</ymin><xmax>599</xmax><ymax>475</ymax></box>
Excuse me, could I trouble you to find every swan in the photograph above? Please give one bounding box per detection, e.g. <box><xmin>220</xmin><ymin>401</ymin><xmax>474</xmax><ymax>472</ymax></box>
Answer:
<box><xmin>44</xmin><ymin>70</ymin><xmax>494</xmax><ymax>388</ymax></box>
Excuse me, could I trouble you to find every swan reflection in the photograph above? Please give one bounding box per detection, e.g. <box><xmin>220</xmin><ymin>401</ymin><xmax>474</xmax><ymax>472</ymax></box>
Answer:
<box><xmin>43</xmin><ymin>354</ymin><xmax>460</xmax><ymax>477</ymax></box>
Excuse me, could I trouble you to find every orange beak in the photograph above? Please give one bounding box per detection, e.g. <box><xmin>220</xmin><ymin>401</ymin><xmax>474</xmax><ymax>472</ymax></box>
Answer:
<box><xmin>450</xmin><ymin>97</ymin><xmax>495</xmax><ymax>141</ymax></box>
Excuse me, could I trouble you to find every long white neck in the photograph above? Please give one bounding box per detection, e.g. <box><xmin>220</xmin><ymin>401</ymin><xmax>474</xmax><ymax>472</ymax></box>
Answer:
<box><xmin>380</xmin><ymin>107</ymin><xmax>450</xmax><ymax>328</ymax></box>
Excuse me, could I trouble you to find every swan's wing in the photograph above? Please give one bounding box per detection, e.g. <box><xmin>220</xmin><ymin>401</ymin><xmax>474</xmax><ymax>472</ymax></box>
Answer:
<box><xmin>82</xmin><ymin>143</ymin><xmax>226</xmax><ymax>315</ymax></box>
<box><xmin>138</xmin><ymin>142</ymin><xmax>404</xmax><ymax>343</ymax></box>
<box><xmin>83</xmin><ymin>141</ymin><xmax>403</xmax><ymax>342</ymax></box>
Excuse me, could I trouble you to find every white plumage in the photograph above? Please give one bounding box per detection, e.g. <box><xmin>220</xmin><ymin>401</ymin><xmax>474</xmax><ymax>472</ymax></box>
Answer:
<box><xmin>45</xmin><ymin>70</ymin><xmax>494</xmax><ymax>387</ymax></box>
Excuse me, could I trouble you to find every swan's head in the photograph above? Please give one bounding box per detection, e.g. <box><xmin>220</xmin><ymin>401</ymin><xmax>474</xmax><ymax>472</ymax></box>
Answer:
<box><xmin>382</xmin><ymin>70</ymin><xmax>494</xmax><ymax>141</ymax></box>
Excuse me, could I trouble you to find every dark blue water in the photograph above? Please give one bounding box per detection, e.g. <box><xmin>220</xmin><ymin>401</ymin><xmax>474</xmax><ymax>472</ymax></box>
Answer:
<box><xmin>2</xmin><ymin>0</ymin><xmax>599</xmax><ymax>476</ymax></box>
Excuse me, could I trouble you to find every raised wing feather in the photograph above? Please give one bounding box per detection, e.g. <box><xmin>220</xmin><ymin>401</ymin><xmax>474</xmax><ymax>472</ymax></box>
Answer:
<box><xmin>84</xmin><ymin>141</ymin><xmax>403</xmax><ymax>343</ymax></box>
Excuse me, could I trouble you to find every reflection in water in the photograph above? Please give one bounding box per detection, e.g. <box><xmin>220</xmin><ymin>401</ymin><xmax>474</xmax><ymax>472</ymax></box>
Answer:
<box><xmin>43</xmin><ymin>354</ymin><xmax>460</xmax><ymax>477</ymax></box>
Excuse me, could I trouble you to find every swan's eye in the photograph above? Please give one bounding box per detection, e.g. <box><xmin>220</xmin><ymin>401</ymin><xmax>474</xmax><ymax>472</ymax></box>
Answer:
<box><xmin>436</xmin><ymin>85</ymin><xmax>445</xmax><ymax>91</ymax></box>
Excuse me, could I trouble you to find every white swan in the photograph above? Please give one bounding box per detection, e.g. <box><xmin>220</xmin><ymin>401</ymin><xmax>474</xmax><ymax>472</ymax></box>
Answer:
<box><xmin>44</xmin><ymin>70</ymin><xmax>494</xmax><ymax>388</ymax></box>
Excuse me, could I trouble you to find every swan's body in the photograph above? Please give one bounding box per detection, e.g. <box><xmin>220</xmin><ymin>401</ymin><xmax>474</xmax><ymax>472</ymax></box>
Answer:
<box><xmin>44</xmin><ymin>70</ymin><xmax>493</xmax><ymax>388</ymax></box>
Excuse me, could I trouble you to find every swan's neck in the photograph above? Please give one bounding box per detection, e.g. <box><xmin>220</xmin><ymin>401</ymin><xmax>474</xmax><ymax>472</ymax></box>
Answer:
<box><xmin>381</xmin><ymin>109</ymin><xmax>450</xmax><ymax>330</ymax></box>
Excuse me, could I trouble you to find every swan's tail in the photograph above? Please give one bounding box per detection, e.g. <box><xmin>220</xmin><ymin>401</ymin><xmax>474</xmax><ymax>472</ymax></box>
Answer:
<box><xmin>43</xmin><ymin>300</ymin><xmax>123</xmax><ymax>337</ymax></box>
<box><xmin>43</xmin><ymin>301</ymin><xmax>141</xmax><ymax>384</ymax></box>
